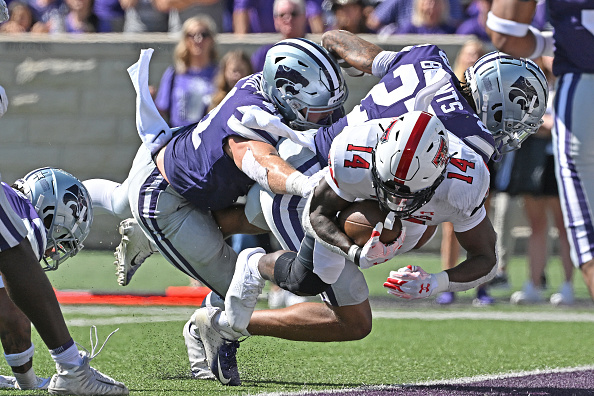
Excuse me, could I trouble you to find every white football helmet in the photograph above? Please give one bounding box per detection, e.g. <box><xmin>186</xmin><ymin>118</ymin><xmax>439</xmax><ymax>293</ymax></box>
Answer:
<box><xmin>464</xmin><ymin>52</ymin><xmax>548</xmax><ymax>156</ymax></box>
<box><xmin>371</xmin><ymin>112</ymin><xmax>450</xmax><ymax>217</ymax></box>
<box><xmin>13</xmin><ymin>167</ymin><xmax>93</xmax><ymax>271</ymax></box>
<box><xmin>262</xmin><ymin>38</ymin><xmax>348</xmax><ymax>130</ymax></box>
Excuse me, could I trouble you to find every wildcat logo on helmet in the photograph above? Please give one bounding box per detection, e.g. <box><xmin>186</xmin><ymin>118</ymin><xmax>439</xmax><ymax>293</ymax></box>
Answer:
<box><xmin>274</xmin><ymin>65</ymin><xmax>309</xmax><ymax>95</ymax></box>
<box><xmin>509</xmin><ymin>76</ymin><xmax>540</xmax><ymax>111</ymax></box>
<box><xmin>63</xmin><ymin>184</ymin><xmax>89</xmax><ymax>223</ymax></box>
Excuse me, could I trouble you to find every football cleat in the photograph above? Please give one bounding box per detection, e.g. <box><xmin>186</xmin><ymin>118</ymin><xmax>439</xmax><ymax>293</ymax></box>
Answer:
<box><xmin>435</xmin><ymin>292</ymin><xmax>455</xmax><ymax>305</ymax></box>
<box><xmin>472</xmin><ymin>288</ymin><xmax>495</xmax><ymax>307</ymax></box>
<box><xmin>15</xmin><ymin>375</ymin><xmax>51</xmax><ymax>390</ymax></box>
<box><xmin>0</xmin><ymin>375</ymin><xmax>16</xmax><ymax>389</ymax></box>
<box><xmin>114</xmin><ymin>218</ymin><xmax>156</xmax><ymax>286</ymax></box>
<box><xmin>49</xmin><ymin>327</ymin><xmax>128</xmax><ymax>395</ymax></box>
<box><xmin>183</xmin><ymin>319</ymin><xmax>215</xmax><ymax>380</ymax></box>
<box><xmin>191</xmin><ymin>307</ymin><xmax>242</xmax><ymax>386</ymax></box>
<box><xmin>225</xmin><ymin>247</ymin><xmax>266</xmax><ymax>333</ymax></box>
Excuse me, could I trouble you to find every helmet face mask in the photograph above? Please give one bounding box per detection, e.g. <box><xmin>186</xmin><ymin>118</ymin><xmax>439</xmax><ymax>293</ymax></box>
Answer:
<box><xmin>370</xmin><ymin>112</ymin><xmax>450</xmax><ymax>218</ymax></box>
<box><xmin>13</xmin><ymin>167</ymin><xmax>93</xmax><ymax>271</ymax></box>
<box><xmin>262</xmin><ymin>38</ymin><xmax>348</xmax><ymax>130</ymax></box>
<box><xmin>465</xmin><ymin>52</ymin><xmax>548</xmax><ymax>157</ymax></box>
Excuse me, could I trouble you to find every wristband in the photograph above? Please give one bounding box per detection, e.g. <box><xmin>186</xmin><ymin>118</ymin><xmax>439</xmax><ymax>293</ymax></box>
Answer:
<box><xmin>528</xmin><ymin>26</ymin><xmax>555</xmax><ymax>58</ymax></box>
<box><xmin>285</xmin><ymin>171</ymin><xmax>307</xmax><ymax>196</ymax></box>
<box><xmin>347</xmin><ymin>245</ymin><xmax>361</xmax><ymax>265</ymax></box>
<box><xmin>486</xmin><ymin>11</ymin><xmax>530</xmax><ymax>37</ymax></box>
<box><xmin>434</xmin><ymin>271</ymin><xmax>450</xmax><ymax>294</ymax></box>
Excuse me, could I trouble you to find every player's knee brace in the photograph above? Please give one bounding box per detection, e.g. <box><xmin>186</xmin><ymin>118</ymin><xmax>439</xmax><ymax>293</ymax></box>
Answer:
<box><xmin>273</xmin><ymin>252</ymin><xmax>330</xmax><ymax>296</ymax></box>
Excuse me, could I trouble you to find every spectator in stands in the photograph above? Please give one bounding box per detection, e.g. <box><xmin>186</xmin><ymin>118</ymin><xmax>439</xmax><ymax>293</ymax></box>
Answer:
<box><xmin>25</xmin><ymin>0</ymin><xmax>63</xmax><ymax>28</ymax></box>
<box><xmin>233</xmin><ymin>0</ymin><xmax>323</xmax><ymax>34</ymax></box>
<box><xmin>327</xmin><ymin>0</ymin><xmax>372</xmax><ymax>33</ymax></box>
<box><xmin>120</xmin><ymin>0</ymin><xmax>168</xmax><ymax>32</ymax></box>
<box><xmin>366</xmin><ymin>0</ymin><xmax>463</xmax><ymax>35</ymax></box>
<box><xmin>157</xmin><ymin>0</ymin><xmax>225</xmax><ymax>34</ymax></box>
<box><xmin>455</xmin><ymin>0</ymin><xmax>490</xmax><ymax>41</ymax></box>
<box><xmin>93</xmin><ymin>0</ymin><xmax>124</xmax><ymax>31</ymax></box>
<box><xmin>509</xmin><ymin>57</ymin><xmax>575</xmax><ymax>306</ymax></box>
<box><xmin>209</xmin><ymin>49</ymin><xmax>253</xmax><ymax>110</ymax></box>
<box><xmin>0</xmin><ymin>1</ymin><xmax>35</xmax><ymax>32</ymax></box>
<box><xmin>154</xmin><ymin>15</ymin><xmax>218</xmax><ymax>127</ymax></box>
<box><xmin>250</xmin><ymin>0</ymin><xmax>308</xmax><ymax>72</ymax></box>
<box><xmin>436</xmin><ymin>39</ymin><xmax>494</xmax><ymax>306</ymax></box>
<box><xmin>65</xmin><ymin>0</ymin><xmax>100</xmax><ymax>31</ymax></box>
<box><xmin>396</xmin><ymin>0</ymin><xmax>455</xmax><ymax>34</ymax></box>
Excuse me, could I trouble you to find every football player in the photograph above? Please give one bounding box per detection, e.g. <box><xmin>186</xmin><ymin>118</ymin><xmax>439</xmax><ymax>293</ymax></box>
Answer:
<box><xmin>189</xmin><ymin>31</ymin><xmax>548</xmax><ymax>385</ymax></box>
<box><xmin>487</xmin><ymin>0</ymin><xmax>594</xmax><ymax>301</ymax></box>
<box><xmin>0</xmin><ymin>167</ymin><xmax>128</xmax><ymax>394</ymax></box>
<box><xmin>84</xmin><ymin>37</ymin><xmax>348</xmax><ymax>380</ymax></box>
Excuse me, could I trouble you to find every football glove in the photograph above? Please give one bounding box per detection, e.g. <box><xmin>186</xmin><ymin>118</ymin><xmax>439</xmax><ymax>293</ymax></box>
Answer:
<box><xmin>383</xmin><ymin>265</ymin><xmax>448</xmax><ymax>299</ymax></box>
<box><xmin>355</xmin><ymin>223</ymin><xmax>405</xmax><ymax>269</ymax></box>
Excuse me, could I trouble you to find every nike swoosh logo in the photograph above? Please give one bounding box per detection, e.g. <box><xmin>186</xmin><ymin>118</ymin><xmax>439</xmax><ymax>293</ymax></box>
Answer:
<box><xmin>216</xmin><ymin>354</ymin><xmax>231</xmax><ymax>385</ymax></box>
<box><xmin>152</xmin><ymin>130</ymin><xmax>167</xmax><ymax>143</ymax></box>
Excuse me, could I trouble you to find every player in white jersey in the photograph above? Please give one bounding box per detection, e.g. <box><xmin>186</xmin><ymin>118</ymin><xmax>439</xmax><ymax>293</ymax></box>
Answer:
<box><xmin>0</xmin><ymin>167</ymin><xmax>128</xmax><ymax>394</ymax></box>
<box><xmin>487</xmin><ymin>0</ymin><xmax>594</xmax><ymax>301</ymax></box>
<box><xmin>193</xmin><ymin>112</ymin><xmax>497</xmax><ymax>386</ymax></box>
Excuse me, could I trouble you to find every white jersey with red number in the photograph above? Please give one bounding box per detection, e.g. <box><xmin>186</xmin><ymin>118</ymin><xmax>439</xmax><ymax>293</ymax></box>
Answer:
<box><xmin>325</xmin><ymin>119</ymin><xmax>490</xmax><ymax>233</ymax></box>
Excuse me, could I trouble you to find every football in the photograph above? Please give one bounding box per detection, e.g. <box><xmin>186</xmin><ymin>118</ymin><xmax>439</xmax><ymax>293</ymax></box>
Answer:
<box><xmin>337</xmin><ymin>200</ymin><xmax>402</xmax><ymax>247</ymax></box>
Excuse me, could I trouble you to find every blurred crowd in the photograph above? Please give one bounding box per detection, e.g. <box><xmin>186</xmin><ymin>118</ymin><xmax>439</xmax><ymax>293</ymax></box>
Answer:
<box><xmin>0</xmin><ymin>0</ymin><xmax>548</xmax><ymax>36</ymax></box>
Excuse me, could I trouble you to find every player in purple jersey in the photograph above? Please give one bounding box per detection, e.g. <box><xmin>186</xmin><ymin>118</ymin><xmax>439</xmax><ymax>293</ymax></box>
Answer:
<box><xmin>487</xmin><ymin>0</ymin><xmax>594</xmax><ymax>301</ymax></box>
<box><xmin>85</xmin><ymin>38</ymin><xmax>347</xmax><ymax>382</ymax></box>
<box><xmin>0</xmin><ymin>167</ymin><xmax>128</xmax><ymax>394</ymax></box>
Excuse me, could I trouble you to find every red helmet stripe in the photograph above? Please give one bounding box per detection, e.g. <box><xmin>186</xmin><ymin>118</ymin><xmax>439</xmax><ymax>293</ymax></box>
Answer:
<box><xmin>394</xmin><ymin>112</ymin><xmax>432</xmax><ymax>181</ymax></box>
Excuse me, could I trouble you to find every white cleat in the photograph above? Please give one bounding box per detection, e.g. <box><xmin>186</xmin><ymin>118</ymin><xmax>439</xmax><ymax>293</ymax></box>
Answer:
<box><xmin>225</xmin><ymin>247</ymin><xmax>266</xmax><ymax>333</ymax></box>
<box><xmin>182</xmin><ymin>319</ymin><xmax>215</xmax><ymax>380</ymax></box>
<box><xmin>49</xmin><ymin>327</ymin><xmax>128</xmax><ymax>395</ymax></box>
<box><xmin>191</xmin><ymin>307</ymin><xmax>243</xmax><ymax>386</ymax></box>
<box><xmin>16</xmin><ymin>375</ymin><xmax>51</xmax><ymax>390</ymax></box>
<box><xmin>0</xmin><ymin>375</ymin><xmax>16</xmax><ymax>389</ymax></box>
<box><xmin>114</xmin><ymin>218</ymin><xmax>155</xmax><ymax>286</ymax></box>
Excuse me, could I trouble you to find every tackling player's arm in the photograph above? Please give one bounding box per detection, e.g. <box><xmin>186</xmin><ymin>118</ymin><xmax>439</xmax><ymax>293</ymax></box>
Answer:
<box><xmin>321</xmin><ymin>30</ymin><xmax>382</xmax><ymax>75</ymax></box>
<box><xmin>486</xmin><ymin>0</ymin><xmax>545</xmax><ymax>58</ymax></box>
<box><xmin>225</xmin><ymin>136</ymin><xmax>322</xmax><ymax>198</ymax></box>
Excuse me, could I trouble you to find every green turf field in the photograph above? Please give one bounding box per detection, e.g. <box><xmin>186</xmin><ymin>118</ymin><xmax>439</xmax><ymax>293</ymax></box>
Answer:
<box><xmin>4</xmin><ymin>250</ymin><xmax>592</xmax><ymax>395</ymax></box>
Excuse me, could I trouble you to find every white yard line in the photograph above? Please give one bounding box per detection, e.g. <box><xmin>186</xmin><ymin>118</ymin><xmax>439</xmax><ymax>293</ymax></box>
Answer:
<box><xmin>60</xmin><ymin>305</ymin><xmax>594</xmax><ymax>326</ymax></box>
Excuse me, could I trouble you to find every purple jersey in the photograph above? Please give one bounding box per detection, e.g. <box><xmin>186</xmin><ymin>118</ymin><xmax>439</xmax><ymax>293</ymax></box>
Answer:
<box><xmin>163</xmin><ymin>73</ymin><xmax>288</xmax><ymax>212</ymax></box>
<box><xmin>315</xmin><ymin>45</ymin><xmax>495</xmax><ymax>165</ymax></box>
<box><xmin>548</xmin><ymin>0</ymin><xmax>594</xmax><ymax>75</ymax></box>
<box><xmin>0</xmin><ymin>183</ymin><xmax>46</xmax><ymax>260</ymax></box>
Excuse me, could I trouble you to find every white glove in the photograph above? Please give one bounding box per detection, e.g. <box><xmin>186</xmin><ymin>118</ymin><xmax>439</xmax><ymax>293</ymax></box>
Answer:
<box><xmin>0</xmin><ymin>85</ymin><xmax>8</xmax><ymax>118</ymax></box>
<box><xmin>338</xmin><ymin>59</ymin><xmax>365</xmax><ymax>77</ymax></box>
<box><xmin>353</xmin><ymin>223</ymin><xmax>406</xmax><ymax>269</ymax></box>
<box><xmin>383</xmin><ymin>265</ymin><xmax>448</xmax><ymax>299</ymax></box>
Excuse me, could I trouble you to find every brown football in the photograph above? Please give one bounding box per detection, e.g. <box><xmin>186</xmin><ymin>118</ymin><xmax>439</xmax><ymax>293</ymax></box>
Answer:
<box><xmin>337</xmin><ymin>200</ymin><xmax>402</xmax><ymax>247</ymax></box>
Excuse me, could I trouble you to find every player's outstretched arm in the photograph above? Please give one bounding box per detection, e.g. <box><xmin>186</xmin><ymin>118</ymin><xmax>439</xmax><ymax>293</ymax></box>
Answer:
<box><xmin>449</xmin><ymin>215</ymin><xmax>497</xmax><ymax>285</ymax></box>
<box><xmin>321</xmin><ymin>30</ymin><xmax>382</xmax><ymax>76</ymax></box>
<box><xmin>487</xmin><ymin>0</ymin><xmax>539</xmax><ymax>57</ymax></box>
